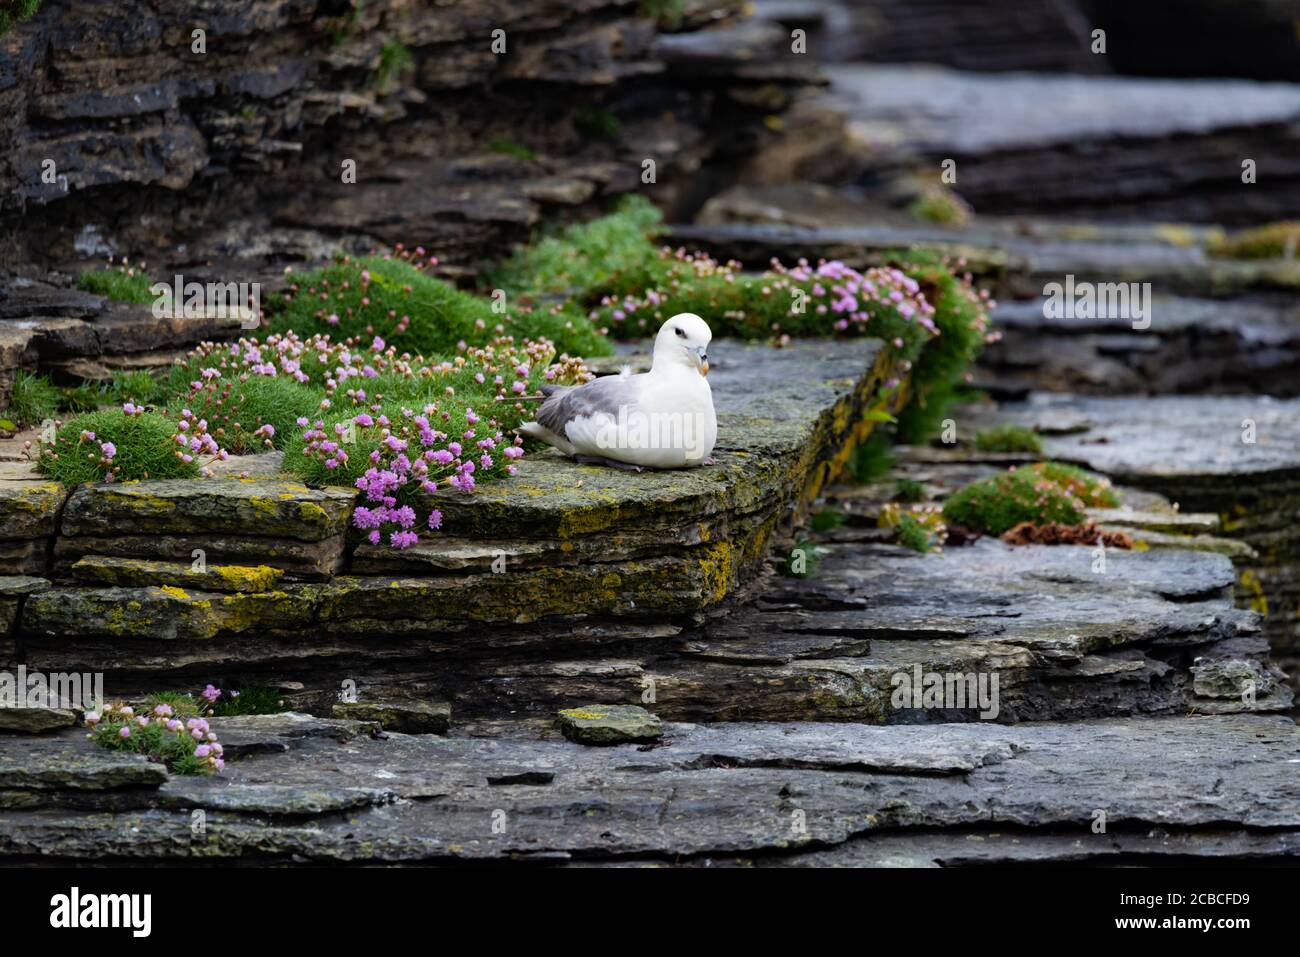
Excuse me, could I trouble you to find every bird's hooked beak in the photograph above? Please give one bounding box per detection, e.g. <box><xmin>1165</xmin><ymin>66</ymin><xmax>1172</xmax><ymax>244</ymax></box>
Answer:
<box><xmin>695</xmin><ymin>346</ymin><xmax>709</xmax><ymax>377</ymax></box>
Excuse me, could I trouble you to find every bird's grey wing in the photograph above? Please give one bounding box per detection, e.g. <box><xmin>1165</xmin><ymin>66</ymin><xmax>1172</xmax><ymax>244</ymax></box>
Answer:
<box><xmin>539</xmin><ymin>384</ymin><xmax>571</xmax><ymax>397</ymax></box>
<box><xmin>536</xmin><ymin>374</ymin><xmax>640</xmax><ymax>436</ymax></box>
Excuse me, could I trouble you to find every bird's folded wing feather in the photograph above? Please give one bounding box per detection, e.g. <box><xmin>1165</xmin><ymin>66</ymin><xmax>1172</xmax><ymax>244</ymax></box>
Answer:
<box><xmin>536</xmin><ymin>374</ymin><xmax>641</xmax><ymax>435</ymax></box>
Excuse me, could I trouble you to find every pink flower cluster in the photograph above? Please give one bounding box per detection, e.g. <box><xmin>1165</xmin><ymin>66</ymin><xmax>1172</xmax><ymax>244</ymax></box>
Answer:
<box><xmin>172</xmin><ymin>408</ymin><xmax>228</xmax><ymax>473</ymax></box>
<box><xmin>300</xmin><ymin>402</ymin><xmax>524</xmax><ymax>550</ymax></box>
<box><xmin>86</xmin><ymin>701</ymin><xmax>225</xmax><ymax>773</ymax></box>
<box><xmin>783</xmin><ymin>261</ymin><xmax>938</xmax><ymax>335</ymax></box>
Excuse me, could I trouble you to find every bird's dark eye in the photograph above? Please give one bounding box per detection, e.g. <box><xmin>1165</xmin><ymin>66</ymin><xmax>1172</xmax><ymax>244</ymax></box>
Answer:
<box><xmin>674</xmin><ymin>327</ymin><xmax>685</xmax><ymax>338</ymax></box>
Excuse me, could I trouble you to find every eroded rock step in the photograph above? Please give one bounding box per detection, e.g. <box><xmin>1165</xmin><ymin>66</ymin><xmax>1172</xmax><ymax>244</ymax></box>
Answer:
<box><xmin>2</xmin><ymin>339</ymin><xmax>898</xmax><ymax>667</ymax></box>
<box><xmin>959</xmin><ymin>393</ymin><xmax>1300</xmax><ymax>688</ymax></box>
<box><xmin>817</xmin><ymin>64</ymin><xmax>1300</xmax><ymax>222</ymax></box>
<box><xmin>0</xmin><ymin>712</ymin><xmax>1296</xmax><ymax>865</ymax></box>
<box><xmin>982</xmin><ymin>296</ymin><xmax>1300</xmax><ymax>399</ymax></box>
<box><xmin>20</xmin><ymin>522</ymin><xmax>1285</xmax><ymax>726</ymax></box>
<box><xmin>670</xmin><ymin>217</ymin><xmax>1300</xmax><ymax>301</ymax></box>
<box><xmin>0</xmin><ymin>277</ymin><xmax>246</xmax><ymax>407</ymax></box>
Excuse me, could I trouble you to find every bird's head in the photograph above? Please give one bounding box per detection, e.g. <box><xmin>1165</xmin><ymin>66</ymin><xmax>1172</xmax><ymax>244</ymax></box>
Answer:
<box><xmin>653</xmin><ymin>313</ymin><xmax>713</xmax><ymax>377</ymax></box>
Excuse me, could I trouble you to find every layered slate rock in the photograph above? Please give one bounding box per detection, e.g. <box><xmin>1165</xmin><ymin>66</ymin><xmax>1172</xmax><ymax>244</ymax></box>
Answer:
<box><xmin>0</xmin><ymin>713</ymin><xmax>1296</xmax><ymax>864</ymax></box>
<box><xmin>0</xmin><ymin>276</ymin><xmax>246</xmax><ymax>407</ymax></box>
<box><xmin>16</xmin><ymin>338</ymin><xmax>900</xmax><ymax>673</ymax></box>
<box><xmin>0</xmin><ymin>0</ymin><xmax>813</xmax><ymax>301</ymax></box>
<box><xmin>959</xmin><ymin>394</ymin><xmax>1300</xmax><ymax>688</ymax></box>
<box><xmin>431</xmin><ymin>536</ymin><xmax>1287</xmax><ymax>724</ymax></box>
<box><xmin>981</xmin><ymin>296</ymin><xmax>1300</xmax><ymax>399</ymax></box>
<box><xmin>815</xmin><ymin>65</ymin><xmax>1300</xmax><ymax>222</ymax></box>
<box><xmin>556</xmin><ymin>705</ymin><xmax>662</xmax><ymax>745</ymax></box>
<box><xmin>751</xmin><ymin>0</ymin><xmax>1104</xmax><ymax>72</ymax></box>
<box><xmin>670</xmin><ymin>214</ymin><xmax>1300</xmax><ymax>301</ymax></box>
<box><xmin>0</xmin><ymin>477</ymin><xmax>64</xmax><ymax>576</ymax></box>
<box><xmin>51</xmin><ymin>479</ymin><xmax>356</xmax><ymax>587</ymax></box>
<box><xmin>333</xmin><ymin>699</ymin><xmax>451</xmax><ymax>735</ymax></box>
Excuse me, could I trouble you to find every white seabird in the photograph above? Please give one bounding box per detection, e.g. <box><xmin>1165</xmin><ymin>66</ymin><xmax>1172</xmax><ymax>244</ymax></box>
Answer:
<box><xmin>519</xmin><ymin>313</ymin><xmax>717</xmax><ymax>471</ymax></box>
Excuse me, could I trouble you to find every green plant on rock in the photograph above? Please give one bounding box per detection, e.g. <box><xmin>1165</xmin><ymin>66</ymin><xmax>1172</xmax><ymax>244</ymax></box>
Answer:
<box><xmin>1208</xmin><ymin>221</ymin><xmax>1300</xmax><ymax>260</ymax></box>
<box><xmin>264</xmin><ymin>249</ymin><xmax>612</xmax><ymax>359</ymax></box>
<box><xmin>327</xmin><ymin>0</ymin><xmax>365</xmax><ymax>45</ymax></box>
<box><xmin>974</xmin><ymin>423</ymin><xmax>1043</xmax><ymax>454</ymax></box>
<box><xmin>76</xmin><ymin>260</ymin><xmax>156</xmax><ymax>304</ymax></box>
<box><xmin>167</xmin><ymin>366</ymin><xmax>324</xmax><ymax>454</ymax></box>
<box><xmin>846</xmin><ymin>432</ymin><xmax>895</xmax><ymax>484</ymax></box>
<box><xmin>574</xmin><ymin>106</ymin><xmax>620</xmax><ymax>139</ymax></box>
<box><xmin>0</xmin><ymin>0</ymin><xmax>40</xmax><ymax>36</ymax></box>
<box><xmin>488</xmin><ymin>139</ymin><xmax>536</xmax><ymax>162</ymax></box>
<box><xmin>908</xmin><ymin>187</ymin><xmax>972</xmax><ymax>227</ymax></box>
<box><xmin>35</xmin><ymin>406</ymin><xmax>213</xmax><ymax>486</ymax></box>
<box><xmin>941</xmin><ymin>461</ymin><xmax>1118</xmax><ymax>536</ymax></box>
<box><xmin>490</xmin><ymin>194</ymin><xmax>667</xmax><ymax>303</ymax></box>
<box><xmin>374</xmin><ymin>37</ymin><xmax>414</xmax><ymax>92</ymax></box>
<box><xmin>87</xmin><ymin>701</ymin><xmax>223</xmax><ymax>775</ymax></box>
<box><xmin>211</xmin><ymin>683</ymin><xmax>286</xmax><ymax>717</ymax></box>
<box><xmin>894</xmin><ymin>478</ymin><xmax>926</xmax><ymax>502</ymax></box>
<box><xmin>143</xmin><ymin>691</ymin><xmax>202</xmax><ymax>719</ymax></box>
<box><xmin>107</xmin><ymin>370</ymin><xmax>162</xmax><ymax>406</ymax></box>
<box><xmin>783</xmin><ymin>538</ymin><xmax>826</xmax><ymax>577</ymax></box>
<box><xmin>810</xmin><ymin>508</ymin><xmax>846</xmax><ymax>532</ymax></box>
<box><xmin>639</xmin><ymin>0</ymin><xmax>685</xmax><ymax>28</ymax></box>
<box><xmin>889</xmin><ymin>250</ymin><xmax>993</xmax><ymax>444</ymax></box>
<box><xmin>879</xmin><ymin>502</ymin><xmax>946</xmax><ymax>553</ymax></box>
<box><xmin>7</xmin><ymin>370</ymin><xmax>60</xmax><ymax>427</ymax></box>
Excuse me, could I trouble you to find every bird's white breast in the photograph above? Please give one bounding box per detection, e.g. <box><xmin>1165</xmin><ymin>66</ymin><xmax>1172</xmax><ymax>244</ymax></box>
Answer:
<box><xmin>565</xmin><ymin>369</ymin><xmax>716</xmax><ymax>468</ymax></box>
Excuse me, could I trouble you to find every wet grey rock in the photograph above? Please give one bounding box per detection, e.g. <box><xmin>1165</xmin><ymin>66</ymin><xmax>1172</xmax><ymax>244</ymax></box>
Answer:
<box><xmin>0</xmin><ymin>713</ymin><xmax>1296</xmax><ymax>863</ymax></box>
<box><xmin>0</xmin><ymin>708</ymin><xmax>78</xmax><ymax>733</ymax></box>
<box><xmin>959</xmin><ymin>393</ymin><xmax>1300</xmax><ymax>693</ymax></box>
<box><xmin>556</xmin><ymin>705</ymin><xmax>663</xmax><ymax>745</ymax></box>
<box><xmin>817</xmin><ymin>64</ymin><xmax>1300</xmax><ymax>221</ymax></box>
<box><xmin>751</xmin><ymin>0</ymin><xmax>1104</xmax><ymax>73</ymax></box>
<box><xmin>207</xmin><ymin>713</ymin><xmax>375</xmax><ymax>760</ymax></box>
<box><xmin>983</xmin><ymin>297</ymin><xmax>1300</xmax><ymax>399</ymax></box>
<box><xmin>158</xmin><ymin>780</ymin><xmax>395</xmax><ymax>817</ymax></box>
<box><xmin>0</xmin><ymin>737</ymin><xmax>167</xmax><ymax>790</ymax></box>
<box><xmin>1191</xmin><ymin>659</ymin><xmax>1275</xmax><ymax>700</ymax></box>
<box><xmin>333</xmin><ymin>699</ymin><xmax>451</xmax><ymax>735</ymax></box>
<box><xmin>0</xmin><ymin>0</ymin><xmax>807</xmax><ymax>326</ymax></box>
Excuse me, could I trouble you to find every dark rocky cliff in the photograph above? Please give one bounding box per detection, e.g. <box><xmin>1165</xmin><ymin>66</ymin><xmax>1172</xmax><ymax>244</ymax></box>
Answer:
<box><xmin>0</xmin><ymin>0</ymin><xmax>814</xmax><ymax>276</ymax></box>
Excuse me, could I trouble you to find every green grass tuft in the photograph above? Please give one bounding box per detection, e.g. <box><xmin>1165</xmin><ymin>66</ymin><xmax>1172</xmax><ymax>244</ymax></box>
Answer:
<box><xmin>38</xmin><ymin>409</ymin><xmax>198</xmax><ymax>486</ymax></box>
<box><xmin>908</xmin><ymin>188</ymin><xmax>972</xmax><ymax>227</ymax></box>
<box><xmin>8</xmin><ymin>370</ymin><xmax>60</xmax><ymax>427</ymax></box>
<box><xmin>107</xmin><ymin>370</ymin><xmax>162</xmax><ymax>406</ymax></box>
<box><xmin>974</xmin><ymin>423</ymin><xmax>1043</xmax><ymax>454</ymax></box>
<box><xmin>1208</xmin><ymin>221</ymin><xmax>1300</xmax><ymax>260</ymax></box>
<box><xmin>143</xmin><ymin>691</ymin><xmax>201</xmax><ymax>718</ymax></box>
<box><xmin>211</xmin><ymin>683</ymin><xmax>286</xmax><ymax>716</ymax></box>
<box><xmin>488</xmin><ymin>139</ymin><xmax>536</xmax><ymax>161</ymax></box>
<box><xmin>168</xmin><ymin>370</ymin><xmax>324</xmax><ymax>454</ymax></box>
<box><xmin>264</xmin><ymin>253</ymin><xmax>612</xmax><ymax>359</ymax></box>
<box><xmin>574</xmin><ymin>106</ymin><xmax>620</xmax><ymax>139</ymax></box>
<box><xmin>846</xmin><ymin>433</ymin><xmax>896</xmax><ymax>484</ymax></box>
<box><xmin>0</xmin><ymin>0</ymin><xmax>40</xmax><ymax>36</ymax></box>
<box><xmin>76</xmin><ymin>263</ymin><xmax>156</xmax><ymax>304</ymax></box>
<box><xmin>893</xmin><ymin>478</ymin><xmax>926</xmax><ymax>502</ymax></box>
<box><xmin>490</xmin><ymin>194</ymin><xmax>665</xmax><ymax>304</ymax></box>
<box><xmin>941</xmin><ymin>461</ymin><xmax>1118</xmax><ymax>535</ymax></box>
<box><xmin>895</xmin><ymin>513</ymin><xmax>935</xmax><ymax>553</ymax></box>
<box><xmin>374</xmin><ymin>38</ymin><xmax>414</xmax><ymax>91</ymax></box>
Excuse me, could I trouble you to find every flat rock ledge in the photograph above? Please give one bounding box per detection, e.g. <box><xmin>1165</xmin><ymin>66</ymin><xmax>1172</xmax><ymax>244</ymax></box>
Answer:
<box><xmin>2</xmin><ymin>339</ymin><xmax>898</xmax><ymax>680</ymax></box>
<box><xmin>958</xmin><ymin>393</ymin><xmax>1300</xmax><ymax>687</ymax></box>
<box><xmin>0</xmin><ymin>712</ymin><xmax>1297</xmax><ymax>865</ymax></box>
